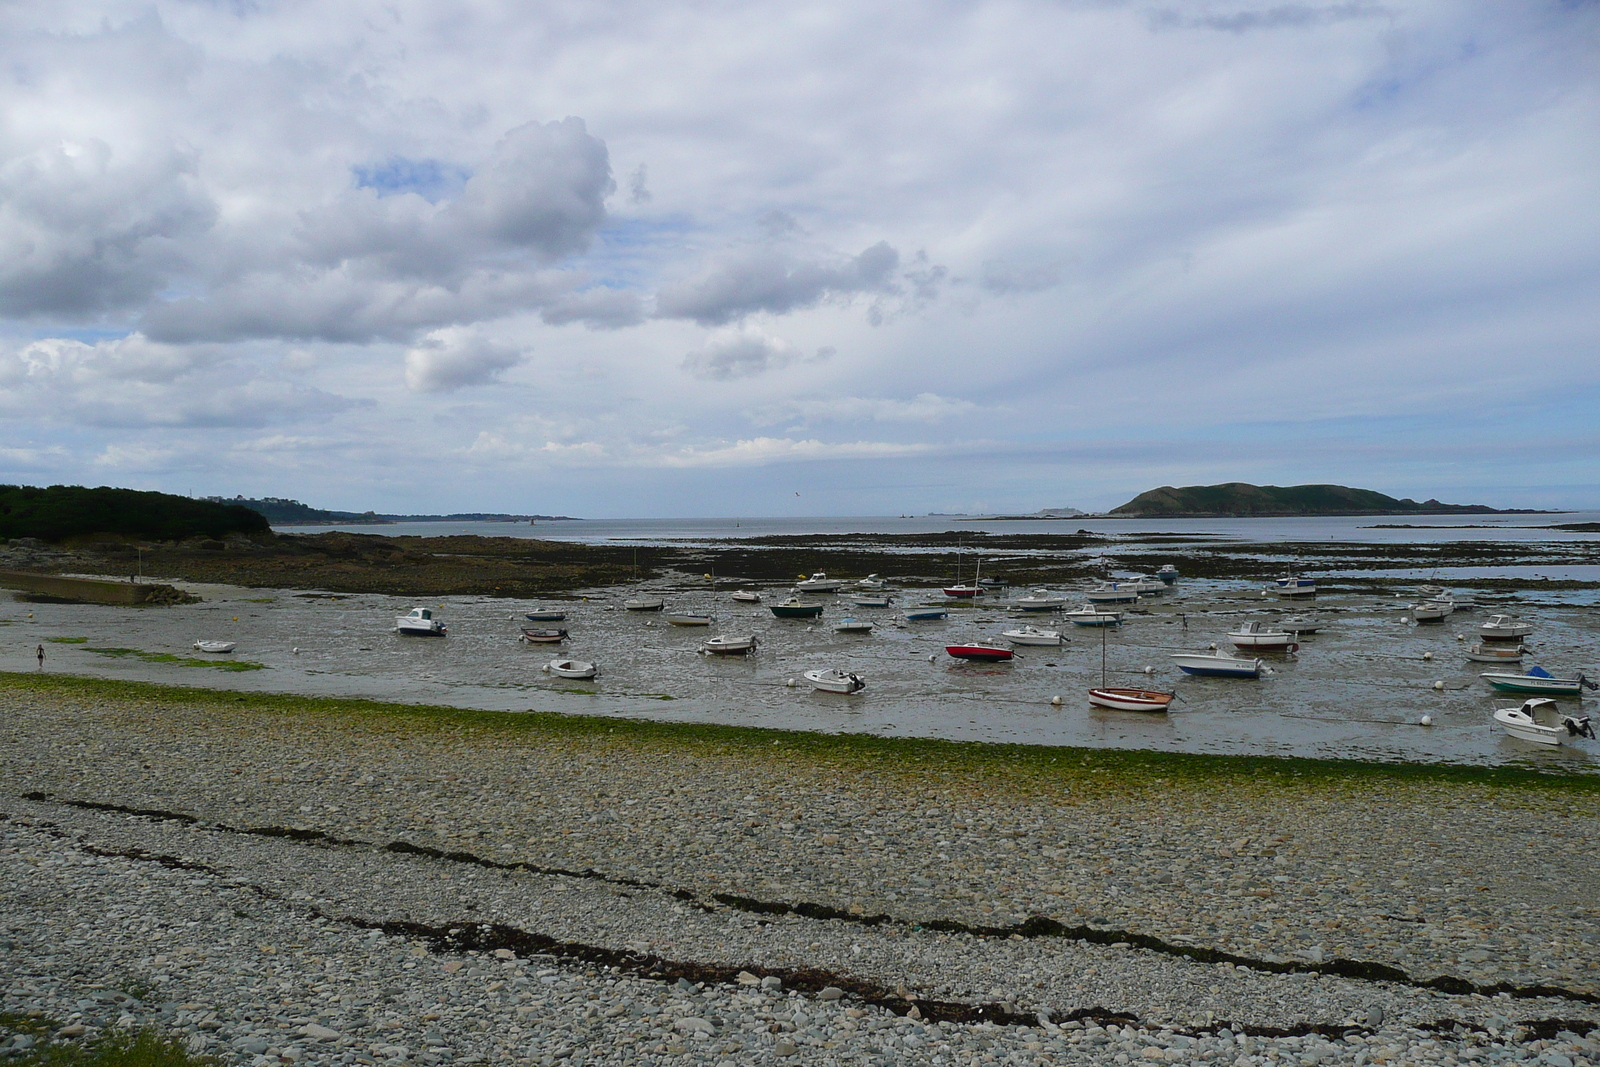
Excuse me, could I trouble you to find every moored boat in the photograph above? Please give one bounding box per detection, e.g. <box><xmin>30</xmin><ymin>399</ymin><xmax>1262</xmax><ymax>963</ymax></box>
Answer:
<box><xmin>1170</xmin><ymin>651</ymin><xmax>1263</xmax><ymax>678</ymax></box>
<box><xmin>804</xmin><ymin>667</ymin><xmax>866</xmax><ymax>693</ymax></box>
<box><xmin>1493</xmin><ymin>698</ymin><xmax>1595</xmax><ymax>745</ymax></box>
<box><xmin>524</xmin><ymin>608</ymin><xmax>568</xmax><ymax>622</ymax></box>
<box><xmin>1064</xmin><ymin>605</ymin><xmax>1122</xmax><ymax>626</ymax></box>
<box><xmin>666</xmin><ymin>612</ymin><xmax>715</xmax><ymax>626</ymax></box>
<box><xmin>770</xmin><ymin>596</ymin><xmax>825</xmax><ymax>619</ymax></box>
<box><xmin>702</xmin><ymin>634</ymin><xmax>758</xmax><ymax>655</ymax></box>
<box><xmin>854</xmin><ymin>574</ymin><xmax>888</xmax><ymax>590</ymax></box>
<box><xmin>1085</xmin><ymin>581</ymin><xmax>1139</xmax><ymax>604</ymax></box>
<box><xmin>946</xmin><ymin>643</ymin><xmax>1015</xmax><ymax>662</ymax></box>
<box><xmin>192</xmin><ymin>640</ymin><xmax>237</xmax><ymax>654</ymax></box>
<box><xmin>1466</xmin><ymin>642</ymin><xmax>1526</xmax><ymax>664</ymax></box>
<box><xmin>1227</xmin><ymin>621</ymin><xmax>1299</xmax><ymax>652</ymax></box>
<box><xmin>795</xmin><ymin>573</ymin><xmax>845</xmax><ymax>593</ymax></box>
<box><xmin>624</xmin><ymin>597</ymin><xmax>665</xmax><ymax>612</ymax></box>
<box><xmin>1411</xmin><ymin>596</ymin><xmax>1454</xmax><ymax>622</ymax></box>
<box><xmin>1480</xmin><ymin>614</ymin><xmax>1533</xmax><ymax>642</ymax></box>
<box><xmin>396</xmin><ymin>607</ymin><xmax>447</xmax><ymax>636</ymax></box>
<box><xmin>1269</xmin><ymin>572</ymin><xmax>1318</xmax><ymax>598</ymax></box>
<box><xmin>834</xmin><ymin>618</ymin><xmax>874</xmax><ymax>633</ymax></box>
<box><xmin>1157</xmin><ymin>564</ymin><xmax>1179</xmax><ymax>584</ymax></box>
<box><xmin>730</xmin><ymin>590</ymin><xmax>762</xmax><ymax>603</ymax></box>
<box><xmin>1014</xmin><ymin>589</ymin><xmax>1067</xmax><ymax>612</ymax></box>
<box><xmin>544</xmin><ymin>658</ymin><xmax>598</xmax><ymax>680</ymax></box>
<box><xmin>1088</xmin><ymin>688</ymin><xmax>1175</xmax><ymax>712</ymax></box>
<box><xmin>904</xmin><ymin>607</ymin><xmax>949</xmax><ymax>622</ymax></box>
<box><xmin>1002</xmin><ymin>624</ymin><xmax>1062</xmax><ymax>646</ymax></box>
<box><xmin>850</xmin><ymin>592</ymin><xmax>892</xmax><ymax>608</ymax></box>
<box><xmin>519</xmin><ymin>627</ymin><xmax>569</xmax><ymax>643</ymax></box>
<box><xmin>1480</xmin><ymin>666</ymin><xmax>1594</xmax><ymax>697</ymax></box>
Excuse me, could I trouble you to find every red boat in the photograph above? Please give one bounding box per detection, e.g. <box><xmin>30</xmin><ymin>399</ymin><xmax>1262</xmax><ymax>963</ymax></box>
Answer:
<box><xmin>942</xmin><ymin>584</ymin><xmax>984</xmax><ymax>598</ymax></box>
<box><xmin>946</xmin><ymin>644</ymin><xmax>1014</xmax><ymax>662</ymax></box>
<box><xmin>1087</xmin><ymin>687</ymin><xmax>1174</xmax><ymax>712</ymax></box>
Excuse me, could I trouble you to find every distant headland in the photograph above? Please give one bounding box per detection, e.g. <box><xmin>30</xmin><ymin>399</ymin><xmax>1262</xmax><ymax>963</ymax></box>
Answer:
<box><xmin>1106</xmin><ymin>482</ymin><xmax>1550</xmax><ymax>518</ymax></box>
<box><xmin>206</xmin><ymin>496</ymin><xmax>579</xmax><ymax>525</ymax></box>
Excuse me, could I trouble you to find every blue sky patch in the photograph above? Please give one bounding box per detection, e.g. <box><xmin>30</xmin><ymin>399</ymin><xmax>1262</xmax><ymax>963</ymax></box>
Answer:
<box><xmin>352</xmin><ymin>157</ymin><xmax>472</xmax><ymax>202</ymax></box>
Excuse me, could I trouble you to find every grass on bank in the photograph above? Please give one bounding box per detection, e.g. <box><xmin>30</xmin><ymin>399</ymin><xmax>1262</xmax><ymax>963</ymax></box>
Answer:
<box><xmin>0</xmin><ymin>1026</ymin><xmax>215</xmax><ymax>1067</ymax></box>
<box><xmin>2</xmin><ymin>670</ymin><xmax>1596</xmax><ymax>796</ymax></box>
<box><xmin>85</xmin><ymin>648</ymin><xmax>265</xmax><ymax>672</ymax></box>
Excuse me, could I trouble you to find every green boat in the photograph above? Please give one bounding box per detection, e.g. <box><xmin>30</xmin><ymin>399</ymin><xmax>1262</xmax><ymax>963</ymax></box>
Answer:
<box><xmin>770</xmin><ymin>596</ymin><xmax>824</xmax><ymax>619</ymax></box>
<box><xmin>1480</xmin><ymin>666</ymin><xmax>1595</xmax><ymax>697</ymax></box>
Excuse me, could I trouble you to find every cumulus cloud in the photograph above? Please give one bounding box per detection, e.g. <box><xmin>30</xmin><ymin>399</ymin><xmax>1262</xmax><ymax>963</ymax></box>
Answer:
<box><xmin>0</xmin><ymin>138</ymin><xmax>215</xmax><ymax>318</ymax></box>
<box><xmin>404</xmin><ymin>328</ymin><xmax>526</xmax><ymax>392</ymax></box>
<box><xmin>656</xmin><ymin>241</ymin><xmax>901</xmax><ymax>327</ymax></box>
<box><xmin>681</xmin><ymin>328</ymin><xmax>805</xmax><ymax>380</ymax></box>
<box><xmin>0</xmin><ymin>334</ymin><xmax>355</xmax><ymax>427</ymax></box>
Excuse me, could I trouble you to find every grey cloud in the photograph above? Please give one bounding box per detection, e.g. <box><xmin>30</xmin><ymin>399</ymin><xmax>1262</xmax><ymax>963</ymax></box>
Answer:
<box><xmin>0</xmin><ymin>334</ymin><xmax>355</xmax><ymax>428</ymax></box>
<box><xmin>655</xmin><ymin>241</ymin><xmax>901</xmax><ymax>327</ymax></box>
<box><xmin>981</xmin><ymin>258</ymin><xmax>1067</xmax><ymax>295</ymax></box>
<box><xmin>628</xmin><ymin>164</ymin><xmax>651</xmax><ymax>205</ymax></box>
<box><xmin>682</xmin><ymin>330</ymin><xmax>801</xmax><ymax>380</ymax></box>
<box><xmin>1148</xmin><ymin>3</ymin><xmax>1390</xmax><ymax>33</ymax></box>
<box><xmin>539</xmin><ymin>287</ymin><xmax>646</xmax><ymax>329</ymax></box>
<box><xmin>404</xmin><ymin>329</ymin><xmax>525</xmax><ymax>392</ymax></box>
<box><xmin>0</xmin><ymin>139</ymin><xmax>215</xmax><ymax>318</ymax></box>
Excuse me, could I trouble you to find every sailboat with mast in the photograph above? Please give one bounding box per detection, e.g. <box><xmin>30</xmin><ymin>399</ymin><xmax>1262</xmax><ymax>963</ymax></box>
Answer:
<box><xmin>944</xmin><ymin>548</ymin><xmax>985</xmax><ymax>598</ymax></box>
<box><xmin>1087</xmin><ymin>617</ymin><xmax>1174</xmax><ymax>712</ymax></box>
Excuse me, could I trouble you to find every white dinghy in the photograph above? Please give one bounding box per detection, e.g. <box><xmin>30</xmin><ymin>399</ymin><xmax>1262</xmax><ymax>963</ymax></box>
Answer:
<box><xmin>804</xmin><ymin>667</ymin><xmax>866</xmax><ymax>694</ymax></box>
<box><xmin>545</xmin><ymin>659</ymin><xmax>599</xmax><ymax>680</ymax></box>
<box><xmin>834</xmin><ymin>618</ymin><xmax>874</xmax><ymax>633</ymax></box>
<box><xmin>702</xmin><ymin>634</ymin><xmax>758</xmax><ymax>655</ymax></box>
<box><xmin>192</xmin><ymin>640</ymin><xmax>237</xmax><ymax>654</ymax></box>
<box><xmin>1493</xmin><ymin>698</ymin><xmax>1595</xmax><ymax>746</ymax></box>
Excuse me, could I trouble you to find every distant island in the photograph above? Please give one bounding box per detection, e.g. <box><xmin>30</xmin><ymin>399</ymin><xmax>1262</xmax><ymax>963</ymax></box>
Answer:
<box><xmin>205</xmin><ymin>497</ymin><xmax>579</xmax><ymax>525</ymax></box>
<box><xmin>1108</xmin><ymin>483</ymin><xmax>1545</xmax><ymax>518</ymax></box>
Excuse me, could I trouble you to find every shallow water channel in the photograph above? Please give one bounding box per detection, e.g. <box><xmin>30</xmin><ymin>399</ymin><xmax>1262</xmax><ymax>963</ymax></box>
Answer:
<box><xmin>6</xmin><ymin>570</ymin><xmax>1598</xmax><ymax>772</ymax></box>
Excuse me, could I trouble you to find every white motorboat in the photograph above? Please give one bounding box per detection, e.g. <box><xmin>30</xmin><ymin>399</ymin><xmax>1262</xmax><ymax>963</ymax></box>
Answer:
<box><xmin>702</xmin><ymin>634</ymin><xmax>758</xmax><ymax>655</ymax></box>
<box><xmin>1481</xmin><ymin>666</ymin><xmax>1595</xmax><ymax>697</ymax></box>
<box><xmin>624</xmin><ymin>597</ymin><xmax>665</xmax><ymax>612</ymax></box>
<box><xmin>730</xmin><ymin>590</ymin><xmax>762</xmax><ymax>603</ymax></box>
<box><xmin>850</xmin><ymin>592</ymin><xmax>892</xmax><ymax>608</ymax></box>
<box><xmin>834</xmin><ymin>618</ymin><xmax>874</xmax><ymax>634</ymax></box>
<box><xmin>1171</xmin><ymin>652</ymin><xmax>1264</xmax><ymax>678</ymax></box>
<box><xmin>1064</xmin><ymin>605</ymin><xmax>1122</xmax><ymax>626</ymax></box>
<box><xmin>854</xmin><ymin>574</ymin><xmax>888</xmax><ymax>590</ymax></box>
<box><xmin>1227</xmin><ymin>621</ymin><xmax>1299</xmax><ymax>652</ymax></box>
<box><xmin>396</xmin><ymin>607</ymin><xmax>447</xmax><ymax>636</ymax></box>
<box><xmin>1125</xmin><ymin>576</ymin><xmax>1168</xmax><ymax>594</ymax></box>
<box><xmin>804</xmin><ymin>667</ymin><xmax>866</xmax><ymax>694</ymax></box>
<box><xmin>524</xmin><ymin>608</ymin><xmax>568</xmax><ymax>622</ymax></box>
<box><xmin>1493</xmin><ymin>698</ymin><xmax>1595</xmax><ymax>746</ymax></box>
<box><xmin>1085</xmin><ymin>581</ymin><xmax>1139</xmax><ymax>604</ymax></box>
<box><xmin>1003</xmin><ymin>624</ymin><xmax>1063</xmax><ymax>647</ymax></box>
<box><xmin>192</xmin><ymin>640</ymin><xmax>237</xmax><ymax>654</ymax></box>
<box><xmin>1466</xmin><ymin>642</ymin><xmax>1526</xmax><ymax>664</ymax></box>
<box><xmin>1269</xmin><ymin>571</ymin><xmax>1318</xmax><ymax>597</ymax></box>
<box><xmin>1480</xmin><ymin>614</ymin><xmax>1533</xmax><ymax>642</ymax></box>
<box><xmin>545</xmin><ymin>658</ymin><xmax>598</xmax><ymax>680</ymax></box>
<box><xmin>1014</xmin><ymin>589</ymin><xmax>1067</xmax><ymax>612</ymax></box>
<box><xmin>795</xmin><ymin>573</ymin><xmax>845</xmax><ymax>593</ymax></box>
<box><xmin>1411</xmin><ymin>596</ymin><xmax>1455</xmax><ymax>622</ymax></box>
<box><xmin>1157</xmin><ymin>564</ymin><xmax>1179</xmax><ymax>584</ymax></box>
<box><xmin>666</xmin><ymin>612</ymin><xmax>715</xmax><ymax>626</ymax></box>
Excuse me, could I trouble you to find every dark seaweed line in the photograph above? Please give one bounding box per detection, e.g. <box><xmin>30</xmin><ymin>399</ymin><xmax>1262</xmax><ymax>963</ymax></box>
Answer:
<box><xmin>4</xmin><ymin>807</ymin><xmax>1596</xmax><ymax>1043</ymax></box>
<box><xmin>16</xmin><ymin>792</ymin><xmax>1600</xmax><ymax>1019</ymax></box>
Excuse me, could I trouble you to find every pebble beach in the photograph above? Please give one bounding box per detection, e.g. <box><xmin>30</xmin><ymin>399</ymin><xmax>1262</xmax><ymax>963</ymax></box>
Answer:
<box><xmin>3</xmin><ymin>674</ymin><xmax>1599</xmax><ymax>1066</ymax></box>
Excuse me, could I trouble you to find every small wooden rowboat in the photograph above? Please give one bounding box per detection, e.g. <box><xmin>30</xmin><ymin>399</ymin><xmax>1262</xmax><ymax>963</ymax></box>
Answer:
<box><xmin>1088</xmin><ymin>687</ymin><xmax>1174</xmax><ymax>712</ymax></box>
<box><xmin>519</xmin><ymin>628</ymin><xmax>568</xmax><ymax>643</ymax></box>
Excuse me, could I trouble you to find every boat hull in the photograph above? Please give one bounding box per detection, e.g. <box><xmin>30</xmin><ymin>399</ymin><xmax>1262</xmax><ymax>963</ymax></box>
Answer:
<box><xmin>1466</xmin><ymin>643</ymin><xmax>1525</xmax><ymax>663</ymax></box>
<box><xmin>1228</xmin><ymin>635</ymin><xmax>1298</xmax><ymax>652</ymax></box>
<box><xmin>946</xmin><ymin>645</ymin><xmax>1014</xmax><ymax>662</ymax></box>
<box><xmin>771</xmin><ymin>603</ymin><xmax>824</xmax><ymax>618</ymax></box>
<box><xmin>1171</xmin><ymin>653</ymin><xmax>1262</xmax><ymax>678</ymax></box>
<box><xmin>1493</xmin><ymin>702</ymin><xmax>1594</xmax><ymax>745</ymax></box>
<box><xmin>1088</xmin><ymin>687</ymin><xmax>1174</xmax><ymax>712</ymax></box>
<box><xmin>666</xmin><ymin>614</ymin><xmax>714</xmax><ymax>626</ymax></box>
<box><xmin>850</xmin><ymin>595</ymin><xmax>892</xmax><ymax>608</ymax></box>
<box><xmin>1003</xmin><ymin>629</ymin><xmax>1062</xmax><ymax>646</ymax></box>
<box><xmin>519</xmin><ymin>628</ymin><xmax>568</xmax><ymax>643</ymax></box>
<box><xmin>1480</xmin><ymin>673</ymin><xmax>1586</xmax><ymax>696</ymax></box>
<box><xmin>904</xmin><ymin>609</ymin><xmax>949</xmax><ymax>621</ymax></box>
<box><xmin>192</xmin><ymin>641</ymin><xmax>236</xmax><ymax>654</ymax></box>
<box><xmin>524</xmin><ymin>610</ymin><xmax>567</xmax><ymax>622</ymax></box>
<box><xmin>803</xmin><ymin>668</ymin><xmax>865</xmax><ymax>694</ymax></box>
<box><xmin>397</xmin><ymin>624</ymin><xmax>447</xmax><ymax>636</ymax></box>
<box><xmin>546</xmin><ymin>659</ymin><xmax>597</xmax><ymax>680</ymax></box>
<box><xmin>624</xmin><ymin>599</ymin><xmax>665</xmax><ymax>612</ymax></box>
<box><xmin>702</xmin><ymin>635</ymin><xmax>757</xmax><ymax>655</ymax></box>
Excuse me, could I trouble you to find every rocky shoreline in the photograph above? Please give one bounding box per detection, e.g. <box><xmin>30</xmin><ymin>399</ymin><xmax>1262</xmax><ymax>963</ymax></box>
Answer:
<box><xmin>4</xmin><ymin>675</ymin><xmax>1599</xmax><ymax>1066</ymax></box>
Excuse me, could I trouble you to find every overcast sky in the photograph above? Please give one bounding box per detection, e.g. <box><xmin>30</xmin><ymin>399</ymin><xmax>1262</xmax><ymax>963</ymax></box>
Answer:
<box><xmin>1</xmin><ymin>0</ymin><xmax>1596</xmax><ymax>516</ymax></box>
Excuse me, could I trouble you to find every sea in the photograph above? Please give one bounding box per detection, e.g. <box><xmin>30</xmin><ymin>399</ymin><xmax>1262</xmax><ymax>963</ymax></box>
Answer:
<box><xmin>6</xmin><ymin>513</ymin><xmax>1599</xmax><ymax>771</ymax></box>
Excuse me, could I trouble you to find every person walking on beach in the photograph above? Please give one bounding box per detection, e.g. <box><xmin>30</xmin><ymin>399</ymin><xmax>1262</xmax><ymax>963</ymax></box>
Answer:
<box><xmin>35</xmin><ymin>643</ymin><xmax>45</xmax><ymax>669</ymax></box>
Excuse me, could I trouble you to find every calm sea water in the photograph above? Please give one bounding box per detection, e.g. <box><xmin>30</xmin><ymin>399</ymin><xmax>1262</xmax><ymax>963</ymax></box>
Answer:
<box><xmin>277</xmin><ymin>512</ymin><xmax>1600</xmax><ymax>546</ymax></box>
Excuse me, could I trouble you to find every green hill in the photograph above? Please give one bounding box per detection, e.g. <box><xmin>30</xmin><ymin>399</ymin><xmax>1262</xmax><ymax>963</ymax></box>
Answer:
<box><xmin>0</xmin><ymin>485</ymin><xmax>272</xmax><ymax>543</ymax></box>
<box><xmin>1108</xmin><ymin>483</ymin><xmax>1501</xmax><ymax>518</ymax></box>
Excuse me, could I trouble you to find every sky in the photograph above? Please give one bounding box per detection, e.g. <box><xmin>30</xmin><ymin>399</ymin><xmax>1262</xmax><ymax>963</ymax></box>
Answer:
<box><xmin>0</xmin><ymin>0</ymin><xmax>1596</xmax><ymax>517</ymax></box>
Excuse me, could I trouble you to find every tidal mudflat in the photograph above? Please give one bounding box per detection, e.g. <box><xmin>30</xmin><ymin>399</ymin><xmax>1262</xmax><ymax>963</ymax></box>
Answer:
<box><xmin>3</xmin><ymin>675</ymin><xmax>1599</xmax><ymax>1066</ymax></box>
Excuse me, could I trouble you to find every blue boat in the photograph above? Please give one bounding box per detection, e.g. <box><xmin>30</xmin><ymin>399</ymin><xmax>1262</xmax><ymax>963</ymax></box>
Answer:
<box><xmin>904</xmin><ymin>608</ymin><xmax>949</xmax><ymax>622</ymax></box>
<box><xmin>1170</xmin><ymin>652</ymin><xmax>1263</xmax><ymax>678</ymax></box>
